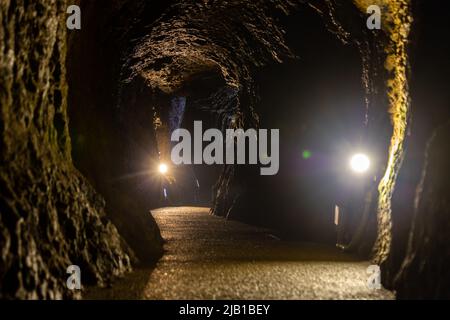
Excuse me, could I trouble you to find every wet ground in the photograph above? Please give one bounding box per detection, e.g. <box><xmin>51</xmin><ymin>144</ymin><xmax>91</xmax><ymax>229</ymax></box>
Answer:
<box><xmin>86</xmin><ymin>207</ymin><xmax>394</xmax><ymax>300</ymax></box>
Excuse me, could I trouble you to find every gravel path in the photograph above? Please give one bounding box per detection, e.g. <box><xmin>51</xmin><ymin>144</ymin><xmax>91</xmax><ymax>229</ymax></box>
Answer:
<box><xmin>86</xmin><ymin>207</ymin><xmax>394</xmax><ymax>300</ymax></box>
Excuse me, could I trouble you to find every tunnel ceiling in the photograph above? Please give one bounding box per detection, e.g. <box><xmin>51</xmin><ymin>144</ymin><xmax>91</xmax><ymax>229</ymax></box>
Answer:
<box><xmin>117</xmin><ymin>0</ymin><xmax>404</xmax><ymax>130</ymax></box>
<box><xmin>123</xmin><ymin>0</ymin><xmax>297</xmax><ymax>93</ymax></box>
<box><xmin>112</xmin><ymin>0</ymin><xmax>383</xmax><ymax>167</ymax></box>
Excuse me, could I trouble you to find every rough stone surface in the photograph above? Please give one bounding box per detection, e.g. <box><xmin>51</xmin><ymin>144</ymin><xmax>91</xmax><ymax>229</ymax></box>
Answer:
<box><xmin>0</xmin><ymin>0</ymin><xmax>132</xmax><ymax>299</ymax></box>
<box><xmin>394</xmin><ymin>122</ymin><xmax>450</xmax><ymax>299</ymax></box>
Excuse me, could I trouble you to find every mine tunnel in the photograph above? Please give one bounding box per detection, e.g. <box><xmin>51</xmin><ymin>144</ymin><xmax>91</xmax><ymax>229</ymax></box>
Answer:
<box><xmin>1</xmin><ymin>0</ymin><xmax>450</xmax><ymax>301</ymax></box>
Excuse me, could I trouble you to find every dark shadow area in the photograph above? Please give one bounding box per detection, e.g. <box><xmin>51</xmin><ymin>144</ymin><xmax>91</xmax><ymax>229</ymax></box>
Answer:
<box><xmin>84</xmin><ymin>266</ymin><xmax>156</xmax><ymax>300</ymax></box>
<box><xmin>215</xmin><ymin>7</ymin><xmax>368</xmax><ymax>245</ymax></box>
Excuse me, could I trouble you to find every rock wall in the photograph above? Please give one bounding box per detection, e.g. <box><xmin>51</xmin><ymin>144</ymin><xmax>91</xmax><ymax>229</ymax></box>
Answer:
<box><xmin>394</xmin><ymin>122</ymin><xmax>450</xmax><ymax>299</ymax></box>
<box><xmin>0</xmin><ymin>0</ymin><xmax>132</xmax><ymax>299</ymax></box>
<box><xmin>384</xmin><ymin>0</ymin><xmax>450</xmax><ymax>296</ymax></box>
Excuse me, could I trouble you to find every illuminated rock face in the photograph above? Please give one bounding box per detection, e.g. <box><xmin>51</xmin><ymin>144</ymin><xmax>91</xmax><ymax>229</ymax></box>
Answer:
<box><xmin>352</xmin><ymin>1</ymin><xmax>450</xmax><ymax>298</ymax></box>
<box><xmin>353</xmin><ymin>0</ymin><xmax>413</xmax><ymax>266</ymax></box>
<box><xmin>0</xmin><ymin>1</ymin><xmax>132</xmax><ymax>299</ymax></box>
<box><xmin>366</xmin><ymin>0</ymin><xmax>412</xmax><ymax>266</ymax></box>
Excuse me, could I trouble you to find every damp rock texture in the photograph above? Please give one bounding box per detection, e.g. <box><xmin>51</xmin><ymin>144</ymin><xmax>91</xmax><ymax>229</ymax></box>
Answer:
<box><xmin>124</xmin><ymin>0</ymin><xmax>296</xmax><ymax>96</ymax></box>
<box><xmin>0</xmin><ymin>0</ymin><xmax>132</xmax><ymax>299</ymax></box>
<box><xmin>394</xmin><ymin>122</ymin><xmax>450</xmax><ymax>299</ymax></box>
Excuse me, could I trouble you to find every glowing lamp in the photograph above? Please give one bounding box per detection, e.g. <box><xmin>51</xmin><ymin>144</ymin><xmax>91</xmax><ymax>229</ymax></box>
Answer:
<box><xmin>158</xmin><ymin>163</ymin><xmax>169</xmax><ymax>175</ymax></box>
<box><xmin>350</xmin><ymin>153</ymin><xmax>370</xmax><ymax>173</ymax></box>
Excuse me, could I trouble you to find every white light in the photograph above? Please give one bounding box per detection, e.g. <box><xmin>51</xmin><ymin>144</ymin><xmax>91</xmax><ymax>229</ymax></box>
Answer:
<box><xmin>350</xmin><ymin>153</ymin><xmax>370</xmax><ymax>173</ymax></box>
<box><xmin>158</xmin><ymin>163</ymin><xmax>168</xmax><ymax>174</ymax></box>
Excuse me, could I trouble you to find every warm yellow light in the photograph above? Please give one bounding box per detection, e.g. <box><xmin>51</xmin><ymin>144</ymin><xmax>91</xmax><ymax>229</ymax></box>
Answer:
<box><xmin>158</xmin><ymin>163</ymin><xmax>168</xmax><ymax>174</ymax></box>
<box><xmin>350</xmin><ymin>153</ymin><xmax>370</xmax><ymax>173</ymax></box>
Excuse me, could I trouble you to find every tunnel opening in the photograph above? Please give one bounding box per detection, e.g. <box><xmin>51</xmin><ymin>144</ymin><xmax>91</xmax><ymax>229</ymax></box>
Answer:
<box><xmin>151</xmin><ymin>78</ymin><xmax>227</xmax><ymax>208</ymax></box>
